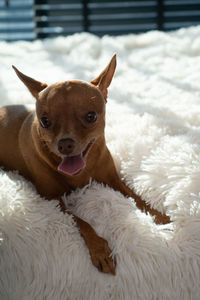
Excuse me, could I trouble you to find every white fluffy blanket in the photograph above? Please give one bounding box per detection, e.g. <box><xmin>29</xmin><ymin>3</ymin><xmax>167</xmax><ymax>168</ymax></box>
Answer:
<box><xmin>1</xmin><ymin>26</ymin><xmax>200</xmax><ymax>300</ymax></box>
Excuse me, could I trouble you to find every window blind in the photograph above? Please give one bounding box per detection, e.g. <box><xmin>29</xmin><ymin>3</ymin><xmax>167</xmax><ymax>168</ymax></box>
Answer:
<box><xmin>164</xmin><ymin>0</ymin><xmax>200</xmax><ymax>30</ymax></box>
<box><xmin>35</xmin><ymin>0</ymin><xmax>83</xmax><ymax>38</ymax></box>
<box><xmin>0</xmin><ymin>0</ymin><xmax>35</xmax><ymax>41</ymax></box>
<box><xmin>1</xmin><ymin>0</ymin><xmax>200</xmax><ymax>41</ymax></box>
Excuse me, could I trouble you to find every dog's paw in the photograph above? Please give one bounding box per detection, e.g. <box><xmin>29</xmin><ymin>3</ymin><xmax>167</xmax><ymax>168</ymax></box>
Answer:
<box><xmin>89</xmin><ymin>236</ymin><xmax>116</xmax><ymax>275</ymax></box>
<box><xmin>155</xmin><ymin>213</ymin><xmax>171</xmax><ymax>225</ymax></box>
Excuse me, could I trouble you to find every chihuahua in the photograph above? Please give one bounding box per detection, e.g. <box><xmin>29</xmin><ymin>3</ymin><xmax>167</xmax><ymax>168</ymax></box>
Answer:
<box><xmin>0</xmin><ymin>54</ymin><xmax>169</xmax><ymax>275</ymax></box>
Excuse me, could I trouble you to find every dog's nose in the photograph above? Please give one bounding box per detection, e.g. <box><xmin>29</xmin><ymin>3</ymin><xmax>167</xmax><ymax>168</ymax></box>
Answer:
<box><xmin>57</xmin><ymin>138</ymin><xmax>75</xmax><ymax>155</ymax></box>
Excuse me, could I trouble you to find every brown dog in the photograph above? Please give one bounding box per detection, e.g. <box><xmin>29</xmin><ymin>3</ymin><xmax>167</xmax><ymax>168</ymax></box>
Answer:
<box><xmin>0</xmin><ymin>54</ymin><xmax>169</xmax><ymax>275</ymax></box>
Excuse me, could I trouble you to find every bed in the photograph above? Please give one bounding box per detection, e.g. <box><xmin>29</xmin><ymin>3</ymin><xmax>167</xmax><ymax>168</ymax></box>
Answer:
<box><xmin>1</xmin><ymin>26</ymin><xmax>200</xmax><ymax>300</ymax></box>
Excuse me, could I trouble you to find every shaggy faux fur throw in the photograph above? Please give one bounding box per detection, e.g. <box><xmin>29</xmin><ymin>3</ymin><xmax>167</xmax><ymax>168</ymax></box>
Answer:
<box><xmin>1</xmin><ymin>26</ymin><xmax>200</xmax><ymax>300</ymax></box>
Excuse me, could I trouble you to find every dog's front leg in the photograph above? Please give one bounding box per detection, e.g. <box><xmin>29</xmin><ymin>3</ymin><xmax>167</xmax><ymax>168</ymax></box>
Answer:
<box><xmin>94</xmin><ymin>151</ymin><xmax>170</xmax><ymax>225</ymax></box>
<box><xmin>59</xmin><ymin>199</ymin><xmax>116</xmax><ymax>275</ymax></box>
<box><xmin>109</xmin><ymin>176</ymin><xmax>170</xmax><ymax>225</ymax></box>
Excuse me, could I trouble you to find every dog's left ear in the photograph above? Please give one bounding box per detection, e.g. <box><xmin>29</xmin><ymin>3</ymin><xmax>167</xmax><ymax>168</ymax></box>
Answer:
<box><xmin>12</xmin><ymin>66</ymin><xmax>48</xmax><ymax>99</ymax></box>
<box><xmin>90</xmin><ymin>54</ymin><xmax>116</xmax><ymax>101</ymax></box>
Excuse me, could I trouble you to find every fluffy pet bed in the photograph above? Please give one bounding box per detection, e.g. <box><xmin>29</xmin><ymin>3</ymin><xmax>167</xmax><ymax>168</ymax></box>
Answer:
<box><xmin>1</xmin><ymin>26</ymin><xmax>200</xmax><ymax>300</ymax></box>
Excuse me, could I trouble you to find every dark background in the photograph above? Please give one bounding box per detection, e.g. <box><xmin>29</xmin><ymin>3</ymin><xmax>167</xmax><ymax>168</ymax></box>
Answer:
<box><xmin>1</xmin><ymin>0</ymin><xmax>200</xmax><ymax>41</ymax></box>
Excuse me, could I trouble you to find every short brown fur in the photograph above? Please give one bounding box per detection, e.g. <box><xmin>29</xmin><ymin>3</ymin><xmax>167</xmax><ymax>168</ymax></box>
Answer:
<box><xmin>0</xmin><ymin>55</ymin><xmax>170</xmax><ymax>275</ymax></box>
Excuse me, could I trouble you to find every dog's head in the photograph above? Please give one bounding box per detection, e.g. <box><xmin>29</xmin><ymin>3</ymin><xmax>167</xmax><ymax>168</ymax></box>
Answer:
<box><xmin>12</xmin><ymin>54</ymin><xmax>116</xmax><ymax>176</ymax></box>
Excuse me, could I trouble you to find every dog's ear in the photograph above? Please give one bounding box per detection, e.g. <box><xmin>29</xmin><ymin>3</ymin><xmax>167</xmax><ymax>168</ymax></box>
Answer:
<box><xmin>90</xmin><ymin>54</ymin><xmax>116</xmax><ymax>101</ymax></box>
<box><xmin>12</xmin><ymin>66</ymin><xmax>48</xmax><ymax>99</ymax></box>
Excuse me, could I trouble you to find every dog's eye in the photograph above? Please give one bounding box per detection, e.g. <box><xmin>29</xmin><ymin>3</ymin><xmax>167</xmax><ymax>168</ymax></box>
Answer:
<box><xmin>40</xmin><ymin>116</ymin><xmax>51</xmax><ymax>128</ymax></box>
<box><xmin>85</xmin><ymin>111</ymin><xmax>97</xmax><ymax>123</ymax></box>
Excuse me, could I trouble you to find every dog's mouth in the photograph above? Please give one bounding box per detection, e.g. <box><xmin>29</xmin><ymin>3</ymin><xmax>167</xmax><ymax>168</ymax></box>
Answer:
<box><xmin>57</xmin><ymin>139</ymin><xmax>95</xmax><ymax>176</ymax></box>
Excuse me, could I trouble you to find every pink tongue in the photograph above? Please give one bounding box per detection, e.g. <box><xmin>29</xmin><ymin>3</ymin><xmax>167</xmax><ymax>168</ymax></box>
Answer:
<box><xmin>58</xmin><ymin>154</ymin><xmax>85</xmax><ymax>175</ymax></box>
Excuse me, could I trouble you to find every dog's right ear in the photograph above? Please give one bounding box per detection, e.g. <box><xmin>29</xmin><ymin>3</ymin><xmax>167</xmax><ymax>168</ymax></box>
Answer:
<box><xmin>12</xmin><ymin>66</ymin><xmax>48</xmax><ymax>99</ymax></box>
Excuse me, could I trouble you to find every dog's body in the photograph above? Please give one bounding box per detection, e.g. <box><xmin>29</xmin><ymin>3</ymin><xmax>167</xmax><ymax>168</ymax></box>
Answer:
<box><xmin>0</xmin><ymin>55</ymin><xmax>169</xmax><ymax>275</ymax></box>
